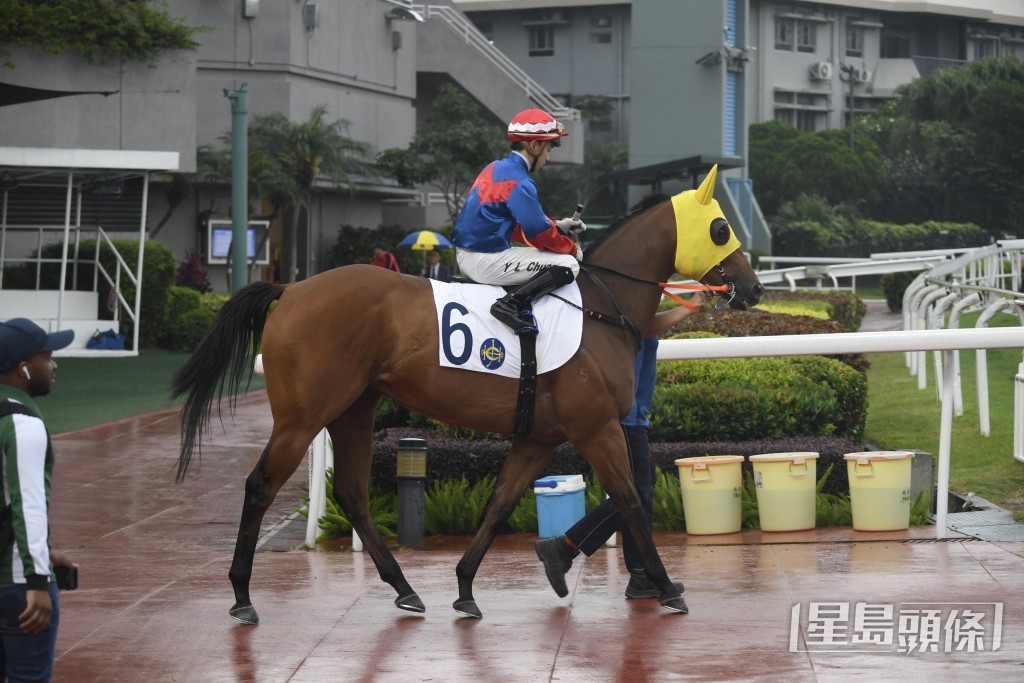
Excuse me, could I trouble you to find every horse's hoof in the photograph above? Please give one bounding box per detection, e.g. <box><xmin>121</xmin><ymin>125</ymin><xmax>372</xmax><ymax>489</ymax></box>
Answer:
<box><xmin>229</xmin><ymin>603</ymin><xmax>260</xmax><ymax>624</ymax></box>
<box><xmin>659</xmin><ymin>595</ymin><xmax>689</xmax><ymax>614</ymax></box>
<box><xmin>452</xmin><ymin>599</ymin><xmax>483</xmax><ymax>619</ymax></box>
<box><xmin>395</xmin><ymin>592</ymin><xmax>425</xmax><ymax>613</ymax></box>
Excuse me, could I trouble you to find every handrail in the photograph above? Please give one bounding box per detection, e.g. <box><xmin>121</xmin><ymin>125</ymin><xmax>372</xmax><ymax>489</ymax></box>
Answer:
<box><xmin>414</xmin><ymin>4</ymin><xmax>580</xmax><ymax>122</ymax></box>
<box><xmin>93</xmin><ymin>227</ymin><xmax>139</xmax><ymax>324</ymax></box>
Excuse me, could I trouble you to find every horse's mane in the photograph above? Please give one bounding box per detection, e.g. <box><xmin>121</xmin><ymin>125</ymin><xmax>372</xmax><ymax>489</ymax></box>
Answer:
<box><xmin>583</xmin><ymin>193</ymin><xmax>671</xmax><ymax>261</ymax></box>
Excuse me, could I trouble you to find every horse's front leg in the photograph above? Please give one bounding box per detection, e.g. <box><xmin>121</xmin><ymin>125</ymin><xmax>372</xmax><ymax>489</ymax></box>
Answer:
<box><xmin>453</xmin><ymin>437</ymin><xmax>555</xmax><ymax>618</ymax></box>
<box><xmin>576</xmin><ymin>422</ymin><xmax>687</xmax><ymax>614</ymax></box>
<box><xmin>229</xmin><ymin>422</ymin><xmax>320</xmax><ymax>624</ymax></box>
<box><xmin>326</xmin><ymin>392</ymin><xmax>423</xmax><ymax>613</ymax></box>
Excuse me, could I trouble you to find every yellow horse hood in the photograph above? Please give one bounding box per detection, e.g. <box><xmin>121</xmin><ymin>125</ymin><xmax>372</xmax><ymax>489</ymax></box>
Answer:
<box><xmin>671</xmin><ymin>165</ymin><xmax>741</xmax><ymax>280</ymax></box>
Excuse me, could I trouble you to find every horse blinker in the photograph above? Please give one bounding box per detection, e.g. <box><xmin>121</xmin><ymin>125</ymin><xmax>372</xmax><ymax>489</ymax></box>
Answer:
<box><xmin>710</xmin><ymin>218</ymin><xmax>731</xmax><ymax>247</ymax></box>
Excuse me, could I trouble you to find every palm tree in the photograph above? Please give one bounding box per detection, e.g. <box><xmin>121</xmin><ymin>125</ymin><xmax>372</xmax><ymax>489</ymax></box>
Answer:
<box><xmin>248</xmin><ymin>105</ymin><xmax>371</xmax><ymax>282</ymax></box>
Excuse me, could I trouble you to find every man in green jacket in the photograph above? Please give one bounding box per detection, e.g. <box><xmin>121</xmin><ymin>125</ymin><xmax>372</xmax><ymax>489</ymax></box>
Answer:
<box><xmin>0</xmin><ymin>318</ymin><xmax>77</xmax><ymax>682</ymax></box>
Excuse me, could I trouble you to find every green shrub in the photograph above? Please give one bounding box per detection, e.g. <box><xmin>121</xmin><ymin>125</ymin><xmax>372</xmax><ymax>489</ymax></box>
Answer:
<box><xmin>741</xmin><ymin>471</ymin><xmax>761</xmax><ymax>530</ymax></box>
<box><xmin>175</xmin><ymin>308</ymin><xmax>216</xmax><ymax>352</ymax></box>
<box><xmin>650</xmin><ymin>355</ymin><xmax>867</xmax><ymax>442</ymax></box>
<box><xmin>507</xmin><ymin>488</ymin><xmax>538</xmax><ymax>533</ymax></box>
<box><xmin>653</xmin><ymin>467</ymin><xmax>685</xmax><ymax>532</ymax></box>
<box><xmin>294</xmin><ymin>468</ymin><xmax>397</xmax><ymax>542</ymax></box>
<box><xmin>424</xmin><ymin>476</ymin><xmax>495</xmax><ymax>535</ymax></box>
<box><xmin>671</xmin><ymin>308</ymin><xmax>869</xmax><ymax>374</ymax></box>
<box><xmin>881</xmin><ymin>270</ymin><xmax>919</xmax><ymax>312</ymax></box>
<box><xmin>762</xmin><ymin>290</ymin><xmax>867</xmax><ymax>331</ymax></box>
<box><xmin>160</xmin><ymin>285</ymin><xmax>202</xmax><ymax>348</ymax></box>
<box><xmin>771</xmin><ymin>218</ymin><xmax>986</xmax><ymax>259</ymax></box>
<box><xmin>756</xmin><ymin>300</ymin><xmax>830</xmax><ymax>319</ymax></box>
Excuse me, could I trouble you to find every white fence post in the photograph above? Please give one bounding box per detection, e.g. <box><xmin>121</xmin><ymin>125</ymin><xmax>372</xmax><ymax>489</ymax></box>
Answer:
<box><xmin>976</xmin><ymin>299</ymin><xmax>1012</xmax><ymax>437</ymax></box>
<box><xmin>305</xmin><ymin>430</ymin><xmax>327</xmax><ymax>548</ymax></box>
<box><xmin>948</xmin><ymin>293</ymin><xmax>982</xmax><ymax>416</ymax></box>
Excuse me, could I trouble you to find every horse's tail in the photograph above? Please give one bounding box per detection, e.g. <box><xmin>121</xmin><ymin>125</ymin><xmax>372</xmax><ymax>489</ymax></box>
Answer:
<box><xmin>171</xmin><ymin>281</ymin><xmax>286</xmax><ymax>481</ymax></box>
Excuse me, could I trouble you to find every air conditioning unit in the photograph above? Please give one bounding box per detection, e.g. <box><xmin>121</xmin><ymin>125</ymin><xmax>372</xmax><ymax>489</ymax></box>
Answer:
<box><xmin>809</xmin><ymin>61</ymin><xmax>833</xmax><ymax>81</ymax></box>
<box><xmin>853</xmin><ymin>68</ymin><xmax>872</xmax><ymax>83</ymax></box>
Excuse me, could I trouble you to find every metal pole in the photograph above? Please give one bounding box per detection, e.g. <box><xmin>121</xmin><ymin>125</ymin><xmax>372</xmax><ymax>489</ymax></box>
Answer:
<box><xmin>224</xmin><ymin>83</ymin><xmax>249</xmax><ymax>293</ymax></box>
<box><xmin>935</xmin><ymin>349</ymin><xmax>955</xmax><ymax>539</ymax></box>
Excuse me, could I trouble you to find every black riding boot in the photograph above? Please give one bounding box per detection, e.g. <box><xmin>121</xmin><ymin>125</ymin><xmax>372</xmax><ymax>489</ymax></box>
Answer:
<box><xmin>490</xmin><ymin>266</ymin><xmax>575</xmax><ymax>334</ymax></box>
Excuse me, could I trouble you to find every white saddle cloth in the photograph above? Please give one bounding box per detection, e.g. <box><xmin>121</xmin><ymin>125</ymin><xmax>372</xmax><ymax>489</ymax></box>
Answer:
<box><xmin>428</xmin><ymin>280</ymin><xmax>583</xmax><ymax>379</ymax></box>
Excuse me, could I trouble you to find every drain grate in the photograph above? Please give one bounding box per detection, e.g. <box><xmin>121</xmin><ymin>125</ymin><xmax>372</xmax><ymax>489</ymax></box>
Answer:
<box><xmin>942</xmin><ymin>509</ymin><xmax>1024</xmax><ymax>542</ymax></box>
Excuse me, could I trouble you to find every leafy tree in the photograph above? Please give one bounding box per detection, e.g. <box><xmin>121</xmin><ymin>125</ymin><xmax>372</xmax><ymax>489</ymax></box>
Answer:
<box><xmin>748</xmin><ymin>121</ymin><xmax>883</xmax><ymax>217</ymax></box>
<box><xmin>862</xmin><ymin>56</ymin><xmax>1024</xmax><ymax>235</ymax></box>
<box><xmin>1</xmin><ymin>0</ymin><xmax>204</xmax><ymax>69</ymax></box>
<box><xmin>245</xmin><ymin>105</ymin><xmax>371</xmax><ymax>282</ymax></box>
<box><xmin>534</xmin><ymin>140</ymin><xmax>627</xmax><ymax>219</ymax></box>
<box><xmin>376</xmin><ymin>83</ymin><xmax>506</xmax><ymax>226</ymax></box>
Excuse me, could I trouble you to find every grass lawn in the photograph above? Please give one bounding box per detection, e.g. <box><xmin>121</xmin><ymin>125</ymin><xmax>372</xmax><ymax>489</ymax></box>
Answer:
<box><xmin>40</xmin><ymin>351</ymin><xmax>265</xmax><ymax>434</ymax></box>
<box><xmin>865</xmin><ymin>311</ymin><xmax>1024</xmax><ymax>518</ymax></box>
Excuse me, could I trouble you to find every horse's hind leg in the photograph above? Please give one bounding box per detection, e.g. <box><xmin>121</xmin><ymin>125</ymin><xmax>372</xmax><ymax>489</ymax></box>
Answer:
<box><xmin>453</xmin><ymin>438</ymin><xmax>554</xmax><ymax>618</ymax></box>
<box><xmin>326</xmin><ymin>391</ymin><xmax>423</xmax><ymax>613</ymax></box>
<box><xmin>576</xmin><ymin>423</ymin><xmax>687</xmax><ymax>614</ymax></box>
<box><xmin>229</xmin><ymin>421</ymin><xmax>320</xmax><ymax>624</ymax></box>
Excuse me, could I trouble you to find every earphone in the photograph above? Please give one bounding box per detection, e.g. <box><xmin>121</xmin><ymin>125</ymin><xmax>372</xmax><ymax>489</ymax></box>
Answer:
<box><xmin>20</xmin><ymin>366</ymin><xmax>30</xmax><ymax>381</ymax></box>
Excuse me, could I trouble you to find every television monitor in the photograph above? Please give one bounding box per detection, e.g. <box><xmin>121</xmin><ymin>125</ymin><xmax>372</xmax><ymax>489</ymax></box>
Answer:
<box><xmin>207</xmin><ymin>220</ymin><xmax>270</xmax><ymax>265</ymax></box>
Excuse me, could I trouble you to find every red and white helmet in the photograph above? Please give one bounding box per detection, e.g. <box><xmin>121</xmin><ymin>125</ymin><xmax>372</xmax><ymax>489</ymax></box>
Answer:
<box><xmin>506</xmin><ymin>108</ymin><xmax>569</xmax><ymax>146</ymax></box>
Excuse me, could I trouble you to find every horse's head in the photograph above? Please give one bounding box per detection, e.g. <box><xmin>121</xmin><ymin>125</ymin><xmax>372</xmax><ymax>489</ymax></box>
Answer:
<box><xmin>671</xmin><ymin>165</ymin><xmax>763</xmax><ymax>310</ymax></box>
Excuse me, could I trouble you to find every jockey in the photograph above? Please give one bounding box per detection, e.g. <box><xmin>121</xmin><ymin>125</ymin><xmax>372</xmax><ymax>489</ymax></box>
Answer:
<box><xmin>453</xmin><ymin>108</ymin><xmax>586</xmax><ymax>334</ymax></box>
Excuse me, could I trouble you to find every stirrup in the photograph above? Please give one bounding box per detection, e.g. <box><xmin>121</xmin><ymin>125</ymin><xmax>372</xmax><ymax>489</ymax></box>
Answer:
<box><xmin>490</xmin><ymin>300</ymin><xmax>538</xmax><ymax>335</ymax></box>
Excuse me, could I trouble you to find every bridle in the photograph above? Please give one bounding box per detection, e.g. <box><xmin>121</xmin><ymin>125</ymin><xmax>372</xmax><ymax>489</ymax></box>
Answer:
<box><xmin>549</xmin><ymin>261</ymin><xmax>739</xmax><ymax>348</ymax></box>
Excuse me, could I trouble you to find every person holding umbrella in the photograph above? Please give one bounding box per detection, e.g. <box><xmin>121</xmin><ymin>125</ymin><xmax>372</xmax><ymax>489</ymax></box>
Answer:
<box><xmin>452</xmin><ymin>108</ymin><xmax>585</xmax><ymax>335</ymax></box>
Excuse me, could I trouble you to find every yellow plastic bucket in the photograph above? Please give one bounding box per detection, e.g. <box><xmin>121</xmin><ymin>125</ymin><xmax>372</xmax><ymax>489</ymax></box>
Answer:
<box><xmin>748</xmin><ymin>452</ymin><xmax>819</xmax><ymax>532</ymax></box>
<box><xmin>674</xmin><ymin>455</ymin><xmax>744</xmax><ymax>534</ymax></box>
<box><xmin>844</xmin><ymin>451</ymin><xmax>914</xmax><ymax>531</ymax></box>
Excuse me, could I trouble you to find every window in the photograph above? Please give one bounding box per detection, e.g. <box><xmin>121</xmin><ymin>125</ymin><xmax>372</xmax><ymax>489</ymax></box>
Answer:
<box><xmin>774</xmin><ymin>89</ymin><xmax>829</xmax><ymax>133</ymax></box>
<box><xmin>590</xmin><ymin>32</ymin><xmax>612</xmax><ymax>44</ymax></box>
<box><xmin>881</xmin><ymin>24</ymin><xmax>911</xmax><ymax>58</ymax></box>
<box><xmin>796</xmin><ymin>110</ymin><xmax>818</xmax><ymax>132</ymax></box>
<box><xmin>846</xmin><ymin>24</ymin><xmax>863</xmax><ymax>57</ymax></box>
<box><xmin>776</xmin><ymin>18</ymin><xmax>794</xmax><ymax>50</ymax></box>
<box><xmin>777</xmin><ymin>17</ymin><xmax>817</xmax><ymax>53</ymax></box>
<box><xmin>592</xmin><ymin>16</ymin><xmax>612</xmax><ymax>28</ymax></box>
<box><xmin>529</xmin><ymin>26</ymin><xmax>554</xmax><ymax>56</ymax></box>
<box><xmin>797</xmin><ymin>21</ymin><xmax>817</xmax><ymax>53</ymax></box>
<box><xmin>972</xmin><ymin>37</ymin><xmax>998</xmax><ymax>59</ymax></box>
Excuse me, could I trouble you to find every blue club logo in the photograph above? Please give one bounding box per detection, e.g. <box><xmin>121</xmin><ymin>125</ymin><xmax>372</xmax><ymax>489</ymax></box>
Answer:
<box><xmin>479</xmin><ymin>337</ymin><xmax>506</xmax><ymax>370</ymax></box>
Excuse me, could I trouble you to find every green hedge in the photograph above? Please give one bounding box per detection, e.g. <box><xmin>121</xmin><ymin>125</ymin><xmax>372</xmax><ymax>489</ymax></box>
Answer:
<box><xmin>880</xmin><ymin>271</ymin><xmax>920</xmax><ymax>312</ymax></box>
<box><xmin>760</xmin><ymin>290</ymin><xmax>867</xmax><ymax>331</ymax></box>
<box><xmin>652</xmin><ymin>355</ymin><xmax>866</xmax><ymax>443</ymax></box>
<box><xmin>2</xmin><ymin>239</ymin><xmax>175</xmax><ymax>349</ymax></box>
<box><xmin>670</xmin><ymin>308</ymin><xmax>869</xmax><ymax>375</ymax></box>
<box><xmin>773</xmin><ymin>219</ymin><xmax>987</xmax><ymax>258</ymax></box>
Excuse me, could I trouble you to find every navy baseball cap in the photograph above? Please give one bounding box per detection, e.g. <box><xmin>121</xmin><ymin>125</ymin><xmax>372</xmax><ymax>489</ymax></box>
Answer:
<box><xmin>0</xmin><ymin>318</ymin><xmax>74</xmax><ymax>372</ymax></box>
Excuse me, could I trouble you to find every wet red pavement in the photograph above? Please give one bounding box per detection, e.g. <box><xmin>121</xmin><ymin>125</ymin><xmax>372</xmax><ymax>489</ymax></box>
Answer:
<box><xmin>49</xmin><ymin>389</ymin><xmax>1024</xmax><ymax>682</ymax></box>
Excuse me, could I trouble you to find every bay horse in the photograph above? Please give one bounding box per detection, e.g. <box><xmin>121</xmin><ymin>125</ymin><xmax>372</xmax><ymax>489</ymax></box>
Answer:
<box><xmin>172</xmin><ymin>165</ymin><xmax>763</xmax><ymax>623</ymax></box>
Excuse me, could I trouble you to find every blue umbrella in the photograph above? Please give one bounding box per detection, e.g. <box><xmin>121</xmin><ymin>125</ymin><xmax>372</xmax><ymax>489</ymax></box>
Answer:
<box><xmin>398</xmin><ymin>230</ymin><xmax>453</xmax><ymax>251</ymax></box>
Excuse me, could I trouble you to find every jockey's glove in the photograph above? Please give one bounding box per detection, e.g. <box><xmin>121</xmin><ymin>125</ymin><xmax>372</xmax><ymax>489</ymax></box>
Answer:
<box><xmin>575</xmin><ymin>244</ymin><xmax>584</xmax><ymax>260</ymax></box>
<box><xmin>556</xmin><ymin>217</ymin><xmax>587</xmax><ymax>236</ymax></box>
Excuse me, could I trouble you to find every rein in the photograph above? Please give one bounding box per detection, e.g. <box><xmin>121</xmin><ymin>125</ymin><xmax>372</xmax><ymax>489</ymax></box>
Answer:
<box><xmin>580</xmin><ymin>261</ymin><xmax>736</xmax><ymax>310</ymax></box>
